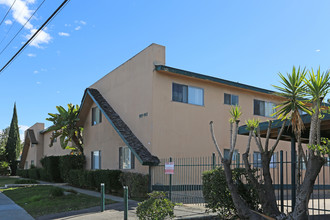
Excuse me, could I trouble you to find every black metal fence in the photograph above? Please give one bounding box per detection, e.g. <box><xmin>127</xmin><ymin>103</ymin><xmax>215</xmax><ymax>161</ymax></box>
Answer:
<box><xmin>150</xmin><ymin>151</ymin><xmax>330</xmax><ymax>217</ymax></box>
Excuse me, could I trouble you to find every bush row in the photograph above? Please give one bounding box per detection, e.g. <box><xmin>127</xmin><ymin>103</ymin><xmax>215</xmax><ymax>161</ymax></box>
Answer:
<box><xmin>67</xmin><ymin>169</ymin><xmax>122</xmax><ymax>193</ymax></box>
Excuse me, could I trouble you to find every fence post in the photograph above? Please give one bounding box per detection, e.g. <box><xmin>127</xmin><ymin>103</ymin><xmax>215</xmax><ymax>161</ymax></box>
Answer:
<box><xmin>124</xmin><ymin>186</ymin><xmax>128</xmax><ymax>220</ymax></box>
<box><xmin>291</xmin><ymin>135</ymin><xmax>296</xmax><ymax>211</ymax></box>
<box><xmin>212</xmin><ymin>153</ymin><xmax>216</xmax><ymax>169</ymax></box>
<box><xmin>148</xmin><ymin>166</ymin><xmax>152</xmax><ymax>193</ymax></box>
<box><xmin>280</xmin><ymin>151</ymin><xmax>284</xmax><ymax>213</ymax></box>
<box><xmin>169</xmin><ymin>157</ymin><xmax>172</xmax><ymax>201</ymax></box>
<box><xmin>100</xmin><ymin>183</ymin><xmax>105</xmax><ymax>212</ymax></box>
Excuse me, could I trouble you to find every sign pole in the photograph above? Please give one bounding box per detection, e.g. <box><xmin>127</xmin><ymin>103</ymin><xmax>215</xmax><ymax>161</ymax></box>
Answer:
<box><xmin>169</xmin><ymin>157</ymin><xmax>172</xmax><ymax>201</ymax></box>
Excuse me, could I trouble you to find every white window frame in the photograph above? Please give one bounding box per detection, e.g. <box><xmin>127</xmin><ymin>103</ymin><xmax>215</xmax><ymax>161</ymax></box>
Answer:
<box><xmin>224</xmin><ymin>93</ymin><xmax>239</xmax><ymax>105</ymax></box>
<box><xmin>92</xmin><ymin>107</ymin><xmax>102</xmax><ymax>126</ymax></box>
<box><xmin>119</xmin><ymin>146</ymin><xmax>135</xmax><ymax>170</ymax></box>
<box><xmin>91</xmin><ymin>150</ymin><xmax>101</xmax><ymax>170</ymax></box>
<box><xmin>254</xmin><ymin>99</ymin><xmax>276</xmax><ymax>118</ymax></box>
<box><xmin>172</xmin><ymin>83</ymin><xmax>204</xmax><ymax>106</ymax></box>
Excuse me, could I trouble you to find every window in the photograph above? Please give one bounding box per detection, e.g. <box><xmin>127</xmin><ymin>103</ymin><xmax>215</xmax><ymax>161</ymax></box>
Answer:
<box><xmin>119</xmin><ymin>146</ymin><xmax>135</xmax><ymax>169</ymax></box>
<box><xmin>92</xmin><ymin>107</ymin><xmax>102</xmax><ymax>126</ymax></box>
<box><xmin>253</xmin><ymin>152</ymin><xmax>277</xmax><ymax>168</ymax></box>
<box><xmin>30</xmin><ymin>160</ymin><xmax>34</xmax><ymax>168</ymax></box>
<box><xmin>224</xmin><ymin>93</ymin><xmax>239</xmax><ymax>105</ymax></box>
<box><xmin>91</xmin><ymin>150</ymin><xmax>101</xmax><ymax>170</ymax></box>
<box><xmin>224</xmin><ymin>149</ymin><xmax>240</xmax><ymax>166</ymax></box>
<box><xmin>254</xmin><ymin>99</ymin><xmax>276</xmax><ymax>117</ymax></box>
<box><xmin>52</xmin><ymin>131</ymin><xmax>57</xmax><ymax>143</ymax></box>
<box><xmin>325</xmin><ymin>157</ymin><xmax>330</xmax><ymax>166</ymax></box>
<box><xmin>172</xmin><ymin>83</ymin><xmax>204</xmax><ymax>106</ymax></box>
<box><xmin>25</xmin><ymin>161</ymin><xmax>28</xmax><ymax>169</ymax></box>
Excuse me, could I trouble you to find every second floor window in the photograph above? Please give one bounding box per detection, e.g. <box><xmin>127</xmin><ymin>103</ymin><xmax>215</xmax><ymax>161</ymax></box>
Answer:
<box><xmin>254</xmin><ymin>99</ymin><xmax>276</xmax><ymax>117</ymax></box>
<box><xmin>92</xmin><ymin>107</ymin><xmax>102</xmax><ymax>126</ymax></box>
<box><xmin>224</xmin><ymin>93</ymin><xmax>239</xmax><ymax>105</ymax></box>
<box><xmin>172</xmin><ymin>83</ymin><xmax>204</xmax><ymax>106</ymax></box>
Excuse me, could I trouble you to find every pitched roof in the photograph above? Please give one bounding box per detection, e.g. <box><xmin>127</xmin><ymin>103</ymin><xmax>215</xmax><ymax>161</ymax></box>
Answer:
<box><xmin>155</xmin><ymin>65</ymin><xmax>275</xmax><ymax>95</ymax></box>
<box><xmin>19</xmin><ymin>129</ymin><xmax>38</xmax><ymax>169</ymax></box>
<box><xmin>80</xmin><ymin>88</ymin><xmax>160</xmax><ymax>166</ymax></box>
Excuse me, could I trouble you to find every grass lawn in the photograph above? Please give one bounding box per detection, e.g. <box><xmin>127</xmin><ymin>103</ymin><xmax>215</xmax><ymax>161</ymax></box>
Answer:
<box><xmin>1</xmin><ymin>185</ymin><xmax>115</xmax><ymax>217</ymax></box>
<box><xmin>0</xmin><ymin>176</ymin><xmax>18</xmax><ymax>187</ymax></box>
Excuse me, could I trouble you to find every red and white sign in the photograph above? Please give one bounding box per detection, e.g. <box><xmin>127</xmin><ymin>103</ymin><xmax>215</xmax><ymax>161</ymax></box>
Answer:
<box><xmin>165</xmin><ymin>162</ymin><xmax>174</xmax><ymax>174</ymax></box>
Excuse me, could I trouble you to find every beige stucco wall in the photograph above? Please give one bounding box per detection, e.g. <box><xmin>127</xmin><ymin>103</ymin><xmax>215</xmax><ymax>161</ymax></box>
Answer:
<box><xmin>83</xmin><ymin>102</ymin><xmax>148</xmax><ymax>174</ymax></box>
<box><xmin>24</xmin><ymin>123</ymin><xmax>44</xmax><ymax>168</ymax></box>
<box><xmin>151</xmin><ymin>70</ymin><xmax>292</xmax><ymax>159</ymax></box>
<box><xmin>42</xmin><ymin>131</ymin><xmax>71</xmax><ymax>157</ymax></box>
<box><xmin>90</xmin><ymin>44</ymin><xmax>165</xmax><ymax>155</ymax></box>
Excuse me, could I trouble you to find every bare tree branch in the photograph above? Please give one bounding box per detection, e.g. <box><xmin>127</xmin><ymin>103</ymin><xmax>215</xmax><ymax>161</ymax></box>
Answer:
<box><xmin>264</xmin><ymin>120</ymin><xmax>272</xmax><ymax>152</ymax></box>
<box><xmin>270</xmin><ymin>119</ymin><xmax>287</xmax><ymax>155</ymax></box>
<box><xmin>253</xmin><ymin>129</ymin><xmax>264</xmax><ymax>153</ymax></box>
<box><xmin>209</xmin><ymin>121</ymin><xmax>224</xmax><ymax>160</ymax></box>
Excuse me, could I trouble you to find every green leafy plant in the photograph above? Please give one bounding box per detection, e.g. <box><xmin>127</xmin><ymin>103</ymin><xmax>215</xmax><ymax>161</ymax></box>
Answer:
<box><xmin>49</xmin><ymin>187</ymin><xmax>64</xmax><ymax>197</ymax></box>
<box><xmin>202</xmin><ymin>167</ymin><xmax>259</xmax><ymax>218</ymax></box>
<box><xmin>136</xmin><ymin>191</ymin><xmax>178</xmax><ymax>220</ymax></box>
<box><xmin>119</xmin><ymin>172</ymin><xmax>149</xmax><ymax>199</ymax></box>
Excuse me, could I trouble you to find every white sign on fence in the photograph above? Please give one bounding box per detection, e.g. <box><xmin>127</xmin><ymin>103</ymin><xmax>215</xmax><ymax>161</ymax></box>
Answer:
<box><xmin>165</xmin><ymin>162</ymin><xmax>174</xmax><ymax>174</ymax></box>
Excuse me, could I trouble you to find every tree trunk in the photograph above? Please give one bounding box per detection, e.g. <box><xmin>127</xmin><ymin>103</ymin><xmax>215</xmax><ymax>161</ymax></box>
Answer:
<box><xmin>261</xmin><ymin>153</ymin><xmax>281</xmax><ymax>217</ymax></box>
<box><xmin>72</xmin><ymin>135</ymin><xmax>84</xmax><ymax>154</ymax></box>
<box><xmin>223</xmin><ymin>161</ymin><xmax>264</xmax><ymax>219</ymax></box>
<box><xmin>292</xmin><ymin>155</ymin><xmax>325</xmax><ymax>220</ymax></box>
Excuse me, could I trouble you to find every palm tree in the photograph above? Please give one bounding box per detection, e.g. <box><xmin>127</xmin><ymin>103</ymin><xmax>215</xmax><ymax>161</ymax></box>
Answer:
<box><xmin>292</xmin><ymin>68</ymin><xmax>330</xmax><ymax>220</ymax></box>
<box><xmin>46</xmin><ymin>104</ymin><xmax>84</xmax><ymax>154</ymax></box>
<box><xmin>273</xmin><ymin>66</ymin><xmax>309</xmax><ymax>182</ymax></box>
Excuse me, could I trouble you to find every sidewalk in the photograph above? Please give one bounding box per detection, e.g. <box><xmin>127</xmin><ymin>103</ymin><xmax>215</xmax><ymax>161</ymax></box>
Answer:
<box><xmin>36</xmin><ymin>181</ymin><xmax>217</xmax><ymax>220</ymax></box>
<box><xmin>0</xmin><ymin>191</ymin><xmax>34</xmax><ymax>220</ymax></box>
<box><xmin>3</xmin><ymin>179</ymin><xmax>217</xmax><ymax>220</ymax></box>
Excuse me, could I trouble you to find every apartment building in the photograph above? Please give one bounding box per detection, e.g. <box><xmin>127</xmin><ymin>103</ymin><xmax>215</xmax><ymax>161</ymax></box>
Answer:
<box><xmin>20</xmin><ymin>123</ymin><xmax>71</xmax><ymax>169</ymax></box>
<box><xmin>77</xmin><ymin>43</ymin><xmax>288</xmax><ymax>174</ymax></box>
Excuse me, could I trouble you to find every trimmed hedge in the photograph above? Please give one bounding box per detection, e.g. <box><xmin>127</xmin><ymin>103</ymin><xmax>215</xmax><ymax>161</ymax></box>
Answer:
<box><xmin>40</xmin><ymin>156</ymin><xmax>61</xmax><ymax>182</ymax></box>
<box><xmin>67</xmin><ymin>169</ymin><xmax>122</xmax><ymax>193</ymax></box>
<box><xmin>16</xmin><ymin>169</ymin><xmax>29</xmax><ymax>178</ymax></box>
<box><xmin>28</xmin><ymin>168</ymin><xmax>40</xmax><ymax>180</ymax></box>
<box><xmin>119</xmin><ymin>172</ymin><xmax>149</xmax><ymax>199</ymax></box>
<box><xmin>59</xmin><ymin>155</ymin><xmax>85</xmax><ymax>182</ymax></box>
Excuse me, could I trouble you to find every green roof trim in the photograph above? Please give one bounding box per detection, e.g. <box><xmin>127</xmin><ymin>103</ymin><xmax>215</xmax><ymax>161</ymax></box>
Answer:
<box><xmin>155</xmin><ymin>65</ymin><xmax>275</xmax><ymax>95</ymax></box>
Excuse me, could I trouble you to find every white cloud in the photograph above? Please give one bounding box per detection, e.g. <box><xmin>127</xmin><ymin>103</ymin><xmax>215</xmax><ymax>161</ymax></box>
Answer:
<box><xmin>315</xmin><ymin>49</ymin><xmax>321</xmax><ymax>52</ymax></box>
<box><xmin>4</xmin><ymin>19</ymin><xmax>12</xmax><ymax>25</ymax></box>
<box><xmin>64</xmin><ymin>23</ymin><xmax>71</xmax><ymax>27</ymax></box>
<box><xmin>0</xmin><ymin>0</ymin><xmax>52</xmax><ymax>48</ymax></box>
<box><xmin>56</xmin><ymin>91</ymin><xmax>60</xmax><ymax>94</ymax></box>
<box><xmin>33</xmin><ymin>70</ymin><xmax>38</xmax><ymax>74</ymax></box>
<box><xmin>58</xmin><ymin>32</ymin><xmax>70</xmax><ymax>37</ymax></box>
<box><xmin>75</xmin><ymin>26</ymin><xmax>81</xmax><ymax>31</ymax></box>
<box><xmin>26</xmin><ymin>29</ymin><xmax>52</xmax><ymax>48</ymax></box>
<box><xmin>27</xmin><ymin>53</ymin><xmax>36</xmax><ymax>57</ymax></box>
<box><xmin>80</xmin><ymin>20</ymin><xmax>86</xmax><ymax>25</ymax></box>
<box><xmin>36</xmin><ymin>81</ymin><xmax>41</xmax><ymax>84</ymax></box>
<box><xmin>19</xmin><ymin>125</ymin><xmax>29</xmax><ymax>142</ymax></box>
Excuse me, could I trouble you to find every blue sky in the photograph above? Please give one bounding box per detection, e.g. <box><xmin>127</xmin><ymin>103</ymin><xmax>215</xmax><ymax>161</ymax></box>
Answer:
<box><xmin>0</xmin><ymin>0</ymin><xmax>330</xmax><ymax>139</ymax></box>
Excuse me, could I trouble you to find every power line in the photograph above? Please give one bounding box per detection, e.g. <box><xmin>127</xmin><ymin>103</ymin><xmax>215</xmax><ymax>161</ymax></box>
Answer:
<box><xmin>0</xmin><ymin>0</ymin><xmax>17</xmax><ymax>27</ymax></box>
<box><xmin>0</xmin><ymin>0</ymin><xmax>70</xmax><ymax>75</ymax></box>
<box><xmin>0</xmin><ymin>0</ymin><xmax>47</xmax><ymax>57</ymax></box>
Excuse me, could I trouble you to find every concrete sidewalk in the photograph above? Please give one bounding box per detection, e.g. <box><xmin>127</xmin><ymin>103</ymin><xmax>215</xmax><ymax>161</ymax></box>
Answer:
<box><xmin>36</xmin><ymin>181</ymin><xmax>217</xmax><ymax>220</ymax></box>
<box><xmin>0</xmin><ymin>191</ymin><xmax>34</xmax><ymax>220</ymax></box>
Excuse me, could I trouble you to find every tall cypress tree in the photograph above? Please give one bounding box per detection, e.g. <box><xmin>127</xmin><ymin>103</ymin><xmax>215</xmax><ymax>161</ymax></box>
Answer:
<box><xmin>5</xmin><ymin>103</ymin><xmax>20</xmax><ymax>175</ymax></box>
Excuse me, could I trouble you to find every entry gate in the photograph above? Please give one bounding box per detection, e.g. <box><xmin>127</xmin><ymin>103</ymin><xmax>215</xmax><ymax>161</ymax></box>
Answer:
<box><xmin>150</xmin><ymin>155</ymin><xmax>216</xmax><ymax>205</ymax></box>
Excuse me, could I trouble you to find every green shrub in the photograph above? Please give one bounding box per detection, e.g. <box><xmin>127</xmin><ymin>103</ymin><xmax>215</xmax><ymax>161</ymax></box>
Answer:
<box><xmin>67</xmin><ymin>169</ymin><xmax>122</xmax><ymax>193</ymax></box>
<box><xmin>93</xmin><ymin>170</ymin><xmax>122</xmax><ymax>192</ymax></box>
<box><xmin>0</xmin><ymin>161</ymin><xmax>10</xmax><ymax>175</ymax></box>
<box><xmin>14</xmin><ymin>179</ymin><xmax>38</xmax><ymax>184</ymax></box>
<box><xmin>136</xmin><ymin>191</ymin><xmax>177</xmax><ymax>220</ymax></box>
<box><xmin>28</xmin><ymin>168</ymin><xmax>40</xmax><ymax>180</ymax></box>
<box><xmin>49</xmin><ymin>187</ymin><xmax>64</xmax><ymax>197</ymax></box>
<box><xmin>16</xmin><ymin>169</ymin><xmax>29</xmax><ymax>178</ymax></box>
<box><xmin>202</xmin><ymin>167</ymin><xmax>259</xmax><ymax>218</ymax></box>
<box><xmin>40</xmin><ymin>156</ymin><xmax>62</xmax><ymax>182</ymax></box>
<box><xmin>38</xmin><ymin>168</ymin><xmax>50</xmax><ymax>181</ymax></box>
<box><xmin>120</xmin><ymin>172</ymin><xmax>149</xmax><ymax>199</ymax></box>
<box><xmin>58</xmin><ymin>155</ymin><xmax>85</xmax><ymax>182</ymax></box>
